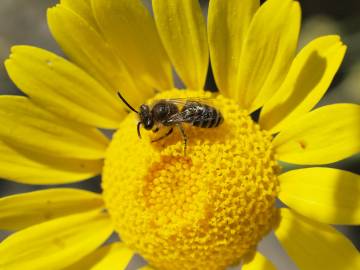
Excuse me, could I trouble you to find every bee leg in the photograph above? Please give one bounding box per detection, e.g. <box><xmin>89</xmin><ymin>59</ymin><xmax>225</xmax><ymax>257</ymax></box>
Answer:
<box><xmin>176</xmin><ymin>124</ymin><xmax>188</xmax><ymax>156</ymax></box>
<box><xmin>151</xmin><ymin>127</ymin><xmax>173</xmax><ymax>143</ymax></box>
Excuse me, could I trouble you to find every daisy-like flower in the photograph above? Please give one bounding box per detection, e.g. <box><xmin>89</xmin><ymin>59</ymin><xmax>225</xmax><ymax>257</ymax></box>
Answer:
<box><xmin>0</xmin><ymin>0</ymin><xmax>359</xmax><ymax>269</ymax></box>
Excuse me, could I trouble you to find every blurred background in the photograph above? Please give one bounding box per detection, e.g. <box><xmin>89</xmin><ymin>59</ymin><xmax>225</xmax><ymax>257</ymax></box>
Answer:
<box><xmin>0</xmin><ymin>0</ymin><xmax>359</xmax><ymax>269</ymax></box>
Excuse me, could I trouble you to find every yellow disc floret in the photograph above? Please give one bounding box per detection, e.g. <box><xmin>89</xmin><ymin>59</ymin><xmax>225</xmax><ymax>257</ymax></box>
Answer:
<box><xmin>102</xmin><ymin>90</ymin><xmax>280</xmax><ymax>270</ymax></box>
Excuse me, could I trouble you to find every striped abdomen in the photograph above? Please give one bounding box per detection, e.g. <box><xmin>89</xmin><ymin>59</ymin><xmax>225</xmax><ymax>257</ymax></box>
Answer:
<box><xmin>182</xmin><ymin>102</ymin><xmax>223</xmax><ymax>128</ymax></box>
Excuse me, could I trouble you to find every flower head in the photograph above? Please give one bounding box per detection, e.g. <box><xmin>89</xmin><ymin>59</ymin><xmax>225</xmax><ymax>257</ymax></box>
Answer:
<box><xmin>104</xmin><ymin>90</ymin><xmax>280</xmax><ymax>269</ymax></box>
<box><xmin>0</xmin><ymin>0</ymin><xmax>359</xmax><ymax>270</ymax></box>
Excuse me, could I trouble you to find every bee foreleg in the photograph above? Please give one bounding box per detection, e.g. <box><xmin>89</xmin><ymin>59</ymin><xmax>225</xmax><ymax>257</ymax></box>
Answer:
<box><xmin>151</xmin><ymin>127</ymin><xmax>173</xmax><ymax>143</ymax></box>
<box><xmin>176</xmin><ymin>124</ymin><xmax>188</xmax><ymax>156</ymax></box>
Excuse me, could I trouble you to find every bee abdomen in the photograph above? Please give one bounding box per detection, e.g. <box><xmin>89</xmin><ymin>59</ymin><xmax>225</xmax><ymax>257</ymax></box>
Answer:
<box><xmin>213</xmin><ymin>110</ymin><xmax>224</xmax><ymax>127</ymax></box>
<box><xmin>192</xmin><ymin>105</ymin><xmax>223</xmax><ymax>128</ymax></box>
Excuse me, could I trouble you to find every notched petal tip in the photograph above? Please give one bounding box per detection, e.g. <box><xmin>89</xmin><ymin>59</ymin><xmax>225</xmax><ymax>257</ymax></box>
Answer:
<box><xmin>260</xmin><ymin>35</ymin><xmax>347</xmax><ymax>133</ymax></box>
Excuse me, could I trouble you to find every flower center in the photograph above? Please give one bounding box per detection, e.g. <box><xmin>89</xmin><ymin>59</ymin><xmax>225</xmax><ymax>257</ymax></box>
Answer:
<box><xmin>102</xmin><ymin>89</ymin><xmax>280</xmax><ymax>270</ymax></box>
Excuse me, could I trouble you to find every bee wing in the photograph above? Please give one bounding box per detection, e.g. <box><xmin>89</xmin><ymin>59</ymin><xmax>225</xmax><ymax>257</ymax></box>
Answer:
<box><xmin>167</xmin><ymin>111</ymin><xmax>222</xmax><ymax>125</ymax></box>
<box><xmin>167</xmin><ymin>108</ymin><xmax>220</xmax><ymax>125</ymax></box>
<box><xmin>151</xmin><ymin>97</ymin><xmax>216</xmax><ymax>107</ymax></box>
<box><xmin>165</xmin><ymin>110</ymin><xmax>196</xmax><ymax>124</ymax></box>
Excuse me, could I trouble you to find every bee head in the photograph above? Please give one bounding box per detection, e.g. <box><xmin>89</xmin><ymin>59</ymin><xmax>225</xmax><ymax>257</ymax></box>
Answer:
<box><xmin>116</xmin><ymin>92</ymin><xmax>153</xmax><ymax>139</ymax></box>
<box><xmin>139</xmin><ymin>104</ymin><xmax>154</xmax><ymax>130</ymax></box>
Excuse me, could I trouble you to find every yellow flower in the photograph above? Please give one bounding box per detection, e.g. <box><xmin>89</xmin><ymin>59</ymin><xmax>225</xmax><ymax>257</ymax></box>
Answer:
<box><xmin>0</xmin><ymin>0</ymin><xmax>359</xmax><ymax>269</ymax></box>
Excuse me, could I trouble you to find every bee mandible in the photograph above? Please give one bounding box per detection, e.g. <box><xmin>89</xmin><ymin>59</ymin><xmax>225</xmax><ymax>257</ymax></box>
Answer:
<box><xmin>117</xmin><ymin>92</ymin><xmax>224</xmax><ymax>155</ymax></box>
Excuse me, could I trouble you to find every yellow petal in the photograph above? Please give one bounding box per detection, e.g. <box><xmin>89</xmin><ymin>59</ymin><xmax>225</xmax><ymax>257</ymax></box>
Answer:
<box><xmin>0</xmin><ymin>96</ymin><xmax>108</xmax><ymax>159</ymax></box>
<box><xmin>5</xmin><ymin>45</ymin><xmax>125</xmax><ymax>129</ymax></box>
<box><xmin>60</xmin><ymin>0</ymin><xmax>99</xmax><ymax>32</ymax></box>
<box><xmin>0</xmin><ymin>188</ymin><xmax>104</xmax><ymax>231</ymax></box>
<box><xmin>249</xmin><ymin>1</ymin><xmax>301</xmax><ymax>112</ymax></box>
<box><xmin>275</xmin><ymin>208</ymin><xmax>360</xmax><ymax>270</ymax></box>
<box><xmin>64</xmin><ymin>242</ymin><xmax>133</xmax><ymax>270</ymax></box>
<box><xmin>235</xmin><ymin>0</ymin><xmax>300</xmax><ymax>111</ymax></box>
<box><xmin>48</xmin><ymin>5</ymin><xmax>152</xmax><ymax>108</ymax></box>
<box><xmin>208</xmin><ymin>0</ymin><xmax>259</xmax><ymax>97</ymax></box>
<box><xmin>0</xmin><ymin>210</ymin><xmax>113</xmax><ymax>270</ymax></box>
<box><xmin>273</xmin><ymin>104</ymin><xmax>360</xmax><ymax>164</ymax></box>
<box><xmin>92</xmin><ymin>0</ymin><xmax>173</xmax><ymax>91</ymax></box>
<box><xmin>260</xmin><ymin>35</ymin><xmax>347</xmax><ymax>133</ymax></box>
<box><xmin>153</xmin><ymin>0</ymin><xmax>208</xmax><ymax>90</ymax></box>
<box><xmin>243</xmin><ymin>251</ymin><xmax>277</xmax><ymax>270</ymax></box>
<box><xmin>0</xmin><ymin>140</ymin><xmax>102</xmax><ymax>185</ymax></box>
<box><xmin>279</xmin><ymin>168</ymin><xmax>360</xmax><ymax>225</ymax></box>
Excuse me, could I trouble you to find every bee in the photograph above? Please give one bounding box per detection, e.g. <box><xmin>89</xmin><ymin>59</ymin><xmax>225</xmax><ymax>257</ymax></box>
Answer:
<box><xmin>117</xmin><ymin>92</ymin><xmax>224</xmax><ymax>155</ymax></box>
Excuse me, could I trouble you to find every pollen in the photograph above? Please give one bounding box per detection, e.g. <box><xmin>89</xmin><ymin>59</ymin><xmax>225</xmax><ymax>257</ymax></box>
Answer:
<box><xmin>102</xmin><ymin>89</ymin><xmax>280</xmax><ymax>270</ymax></box>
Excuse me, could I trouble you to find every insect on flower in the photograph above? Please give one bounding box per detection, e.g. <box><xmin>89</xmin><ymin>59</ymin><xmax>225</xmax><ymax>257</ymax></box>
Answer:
<box><xmin>117</xmin><ymin>92</ymin><xmax>224</xmax><ymax>155</ymax></box>
<box><xmin>1</xmin><ymin>0</ymin><xmax>359</xmax><ymax>269</ymax></box>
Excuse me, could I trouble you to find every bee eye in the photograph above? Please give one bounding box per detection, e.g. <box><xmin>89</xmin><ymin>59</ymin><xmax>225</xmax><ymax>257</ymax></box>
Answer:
<box><xmin>144</xmin><ymin>119</ymin><xmax>154</xmax><ymax>130</ymax></box>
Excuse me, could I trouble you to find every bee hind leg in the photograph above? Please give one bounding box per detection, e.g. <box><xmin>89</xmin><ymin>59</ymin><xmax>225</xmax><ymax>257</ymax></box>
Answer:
<box><xmin>176</xmin><ymin>124</ymin><xmax>188</xmax><ymax>156</ymax></box>
<box><xmin>151</xmin><ymin>127</ymin><xmax>173</xmax><ymax>143</ymax></box>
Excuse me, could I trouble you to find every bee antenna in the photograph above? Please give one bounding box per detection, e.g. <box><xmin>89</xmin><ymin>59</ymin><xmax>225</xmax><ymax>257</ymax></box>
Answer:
<box><xmin>117</xmin><ymin>92</ymin><xmax>139</xmax><ymax>113</ymax></box>
<box><xmin>137</xmin><ymin>122</ymin><xmax>142</xmax><ymax>139</ymax></box>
